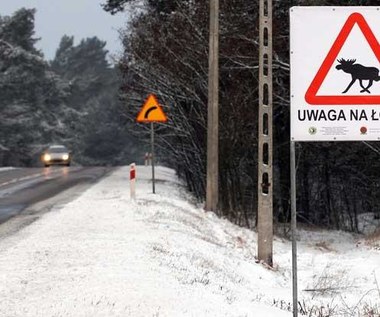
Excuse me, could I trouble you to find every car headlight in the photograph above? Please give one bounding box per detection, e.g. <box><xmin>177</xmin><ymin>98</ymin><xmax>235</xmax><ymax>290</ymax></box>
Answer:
<box><xmin>62</xmin><ymin>154</ymin><xmax>69</xmax><ymax>160</ymax></box>
<box><xmin>44</xmin><ymin>154</ymin><xmax>51</xmax><ymax>161</ymax></box>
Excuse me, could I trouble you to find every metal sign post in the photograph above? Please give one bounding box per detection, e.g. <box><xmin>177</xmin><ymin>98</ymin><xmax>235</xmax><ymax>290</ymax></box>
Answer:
<box><xmin>151</xmin><ymin>122</ymin><xmax>155</xmax><ymax>194</ymax></box>
<box><xmin>290</xmin><ymin>141</ymin><xmax>298</xmax><ymax>317</ymax></box>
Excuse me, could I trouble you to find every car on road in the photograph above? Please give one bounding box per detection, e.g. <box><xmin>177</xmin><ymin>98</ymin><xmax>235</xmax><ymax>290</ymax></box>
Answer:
<box><xmin>42</xmin><ymin>145</ymin><xmax>71</xmax><ymax>167</ymax></box>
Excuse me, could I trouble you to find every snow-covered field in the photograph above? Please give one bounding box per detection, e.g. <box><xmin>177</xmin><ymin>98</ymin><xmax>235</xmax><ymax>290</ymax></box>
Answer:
<box><xmin>0</xmin><ymin>166</ymin><xmax>379</xmax><ymax>316</ymax></box>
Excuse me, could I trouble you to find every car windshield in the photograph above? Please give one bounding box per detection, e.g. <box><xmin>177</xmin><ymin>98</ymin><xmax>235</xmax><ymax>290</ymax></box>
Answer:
<box><xmin>48</xmin><ymin>146</ymin><xmax>68</xmax><ymax>153</ymax></box>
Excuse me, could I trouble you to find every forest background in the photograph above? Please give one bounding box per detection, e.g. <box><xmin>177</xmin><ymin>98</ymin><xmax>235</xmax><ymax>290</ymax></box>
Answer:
<box><xmin>2</xmin><ymin>0</ymin><xmax>380</xmax><ymax>233</ymax></box>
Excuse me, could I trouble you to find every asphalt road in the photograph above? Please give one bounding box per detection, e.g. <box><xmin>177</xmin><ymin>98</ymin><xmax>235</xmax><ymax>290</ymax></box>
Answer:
<box><xmin>0</xmin><ymin>166</ymin><xmax>114</xmax><ymax>235</ymax></box>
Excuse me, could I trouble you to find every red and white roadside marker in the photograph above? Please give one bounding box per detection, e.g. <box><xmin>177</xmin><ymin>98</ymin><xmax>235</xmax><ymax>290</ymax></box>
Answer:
<box><xmin>130</xmin><ymin>163</ymin><xmax>136</xmax><ymax>200</ymax></box>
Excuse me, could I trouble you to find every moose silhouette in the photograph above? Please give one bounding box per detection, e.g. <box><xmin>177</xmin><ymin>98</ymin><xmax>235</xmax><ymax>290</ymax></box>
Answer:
<box><xmin>335</xmin><ymin>58</ymin><xmax>380</xmax><ymax>94</ymax></box>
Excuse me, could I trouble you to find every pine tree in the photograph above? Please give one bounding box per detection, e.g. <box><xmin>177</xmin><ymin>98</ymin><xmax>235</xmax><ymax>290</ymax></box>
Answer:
<box><xmin>0</xmin><ymin>9</ymin><xmax>68</xmax><ymax>166</ymax></box>
<box><xmin>0</xmin><ymin>8</ymin><xmax>40</xmax><ymax>53</ymax></box>
<box><xmin>51</xmin><ymin>35</ymin><xmax>142</xmax><ymax>165</ymax></box>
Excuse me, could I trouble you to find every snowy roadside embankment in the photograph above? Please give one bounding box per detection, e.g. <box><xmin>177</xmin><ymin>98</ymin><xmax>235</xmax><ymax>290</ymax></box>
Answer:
<box><xmin>0</xmin><ymin>166</ymin><xmax>378</xmax><ymax>316</ymax></box>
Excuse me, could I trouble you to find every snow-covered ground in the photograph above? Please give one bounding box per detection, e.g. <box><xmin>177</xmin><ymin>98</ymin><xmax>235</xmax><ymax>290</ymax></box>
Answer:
<box><xmin>0</xmin><ymin>166</ymin><xmax>379</xmax><ymax>317</ymax></box>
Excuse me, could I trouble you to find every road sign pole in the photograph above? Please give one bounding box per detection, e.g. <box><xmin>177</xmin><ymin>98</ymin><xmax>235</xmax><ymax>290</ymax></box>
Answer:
<box><xmin>151</xmin><ymin>122</ymin><xmax>155</xmax><ymax>194</ymax></box>
<box><xmin>290</xmin><ymin>140</ymin><xmax>298</xmax><ymax>317</ymax></box>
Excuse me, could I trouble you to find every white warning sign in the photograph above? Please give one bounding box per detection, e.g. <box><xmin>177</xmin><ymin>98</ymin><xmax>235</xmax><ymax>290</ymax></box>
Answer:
<box><xmin>290</xmin><ymin>7</ymin><xmax>380</xmax><ymax>141</ymax></box>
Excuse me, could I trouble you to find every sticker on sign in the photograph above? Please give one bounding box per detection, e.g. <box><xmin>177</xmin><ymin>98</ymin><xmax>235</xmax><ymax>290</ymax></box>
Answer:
<box><xmin>290</xmin><ymin>7</ymin><xmax>380</xmax><ymax>141</ymax></box>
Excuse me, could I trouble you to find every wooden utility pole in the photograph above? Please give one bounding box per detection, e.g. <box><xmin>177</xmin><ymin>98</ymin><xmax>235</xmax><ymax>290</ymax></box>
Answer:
<box><xmin>257</xmin><ymin>0</ymin><xmax>273</xmax><ymax>266</ymax></box>
<box><xmin>206</xmin><ymin>0</ymin><xmax>219</xmax><ymax>212</ymax></box>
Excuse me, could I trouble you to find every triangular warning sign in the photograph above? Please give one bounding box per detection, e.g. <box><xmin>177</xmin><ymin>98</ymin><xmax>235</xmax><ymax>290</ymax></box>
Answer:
<box><xmin>305</xmin><ymin>12</ymin><xmax>380</xmax><ymax>105</ymax></box>
<box><xmin>136</xmin><ymin>94</ymin><xmax>167</xmax><ymax>122</ymax></box>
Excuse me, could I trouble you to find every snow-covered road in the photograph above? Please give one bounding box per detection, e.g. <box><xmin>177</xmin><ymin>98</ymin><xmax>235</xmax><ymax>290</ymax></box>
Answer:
<box><xmin>0</xmin><ymin>166</ymin><xmax>378</xmax><ymax>316</ymax></box>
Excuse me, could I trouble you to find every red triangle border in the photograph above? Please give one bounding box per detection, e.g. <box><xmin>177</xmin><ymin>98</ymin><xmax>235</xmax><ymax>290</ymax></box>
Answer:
<box><xmin>305</xmin><ymin>12</ymin><xmax>380</xmax><ymax>105</ymax></box>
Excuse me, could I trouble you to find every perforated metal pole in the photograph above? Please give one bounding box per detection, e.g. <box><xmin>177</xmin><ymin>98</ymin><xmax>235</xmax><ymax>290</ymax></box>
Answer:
<box><xmin>206</xmin><ymin>0</ymin><xmax>219</xmax><ymax>212</ymax></box>
<box><xmin>257</xmin><ymin>0</ymin><xmax>273</xmax><ymax>266</ymax></box>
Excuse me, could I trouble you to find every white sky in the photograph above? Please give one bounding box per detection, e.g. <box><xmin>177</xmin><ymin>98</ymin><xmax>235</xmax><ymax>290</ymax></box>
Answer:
<box><xmin>0</xmin><ymin>0</ymin><xmax>128</xmax><ymax>60</ymax></box>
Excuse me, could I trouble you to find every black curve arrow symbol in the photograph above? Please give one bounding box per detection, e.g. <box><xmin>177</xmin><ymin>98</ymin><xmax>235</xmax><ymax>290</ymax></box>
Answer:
<box><xmin>145</xmin><ymin>106</ymin><xmax>158</xmax><ymax>119</ymax></box>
